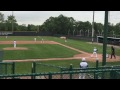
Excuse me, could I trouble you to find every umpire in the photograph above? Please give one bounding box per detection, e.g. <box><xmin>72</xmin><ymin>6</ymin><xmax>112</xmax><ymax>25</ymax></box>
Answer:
<box><xmin>110</xmin><ymin>46</ymin><xmax>116</xmax><ymax>59</ymax></box>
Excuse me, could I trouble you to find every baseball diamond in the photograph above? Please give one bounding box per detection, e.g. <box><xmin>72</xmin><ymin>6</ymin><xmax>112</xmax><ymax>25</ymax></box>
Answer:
<box><xmin>0</xmin><ymin>36</ymin><xmax>120</xmax><ymax>79</ymax></box>
<box><xmin>1</xmin><ymin>11</ymin><xmax>120</xmax><ymax>79</ymax></box>
<box><xmin>0</xmin><ymin>36</ymin><xmax>119</xmax><ymax>62</ymax></box>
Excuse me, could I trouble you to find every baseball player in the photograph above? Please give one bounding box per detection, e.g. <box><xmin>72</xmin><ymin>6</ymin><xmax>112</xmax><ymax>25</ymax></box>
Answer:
<box><xmin>34</xmin><ymin>38</ymin><xmax>36</xmax><ymax>42</ymax></box>
<box><xmin>42</xmin><ymin>38</ymin><xmax>44</xmax><ymax>43</ymax></box>
<box><xmin>79</xmin><ymin>58</ymin><xmax>88</xmax><ymax>79</ymax></box>
<box><xmin>65</xmin><ymin>38</ymin><xmax>67</xmax><ymax>42</ymax></box>
<box><xmin>13</xmin><ymin>40</ymin><xmax>16</xmax><ymax>48</ymax></box>
<box><xmin>91</xmin><ymin>47</ymin><xmax>98</xmax><ymax>58</ymax></box>
<box><xmin>6</xmin><ymin>35</ymin><xmax>8</xmax><ymax>38</ymax></box>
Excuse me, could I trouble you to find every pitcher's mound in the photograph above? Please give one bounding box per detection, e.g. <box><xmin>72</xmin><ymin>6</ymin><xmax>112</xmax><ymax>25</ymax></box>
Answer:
<box><xmin>3</xmin><ymin>47</ymin><xmax>28</xmax><ymax>50</ymax></box>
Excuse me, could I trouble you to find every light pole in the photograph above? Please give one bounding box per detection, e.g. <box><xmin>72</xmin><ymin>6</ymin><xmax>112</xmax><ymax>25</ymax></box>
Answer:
<box><xmin>79</xmin><ymin>30</ymin><xmax>81</xmax><ymax>36</ymax></box>
<box><xmin>73</xmin><ymin>29</ymin><xmax>75</xmax><ymax>36</ymax></box>
<box><xmin>92</xmin><ymin>11</ymin><xmax>95</xmax><ymax>43</ymax></box>
<box><xmin>68</xmin><ymin>29</ymin><xmax>70</xmax><ymax>36</ymax></box>
<box><xmin>113</xmin><ymin>31</ymin><xmax>115</xmax><ymax>37</ymax></box>
<box><xmin>73</xmin><ymin>25</ymin><xmax>75</xmax><ymax>36</ymax></box>
<box><xmin>12</xmin><ymin>11</ymin><xmax>14</xmax><ymax>32</ymax></box>
<box><xmin>88</xmin><ymin>29</ymin><xmax>89</xmax><ymax>37</ymax></box>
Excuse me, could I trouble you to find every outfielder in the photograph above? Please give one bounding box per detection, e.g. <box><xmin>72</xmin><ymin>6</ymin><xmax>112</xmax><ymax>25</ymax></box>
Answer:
<box><xmin>79</xmin><ymin>58</ymin><xmax>88</xmax><ymax>79</ymax></box>
<box><xmin>13</xmin><ymin>40</ymin><xmax>16</xmax><ymax>48</ymax></box>
<box><xmin>91</xmin><ymin>47</ymin><xmax>98</xmax><ymax>58</ymax></box>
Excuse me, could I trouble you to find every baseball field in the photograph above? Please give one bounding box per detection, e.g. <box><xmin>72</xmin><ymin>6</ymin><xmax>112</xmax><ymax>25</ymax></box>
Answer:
<box><xmin>0</xmin><ymin>36</ymin><xmax>120</xmax><ymax>74</ymax></box>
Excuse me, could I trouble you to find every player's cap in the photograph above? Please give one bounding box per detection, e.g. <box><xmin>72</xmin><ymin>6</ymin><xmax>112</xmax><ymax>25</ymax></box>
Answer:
<box><xmin>82</xmin><ymin>58</ymin><xmax>86</xmax><ymax>61</ymax></box>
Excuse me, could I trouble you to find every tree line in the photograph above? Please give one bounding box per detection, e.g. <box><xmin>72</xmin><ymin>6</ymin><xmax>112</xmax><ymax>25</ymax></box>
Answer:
<box><xmin>0</xmin><ymin>12</ymin><xmax>120</xmax><ymax>37</ymax></box>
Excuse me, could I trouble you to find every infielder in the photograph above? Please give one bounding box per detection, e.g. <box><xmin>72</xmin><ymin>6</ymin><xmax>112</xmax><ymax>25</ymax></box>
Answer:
<box><xmin>41</xmin><ymin>38</ymin><xmax>44</xmax><ymax>43</ymax></box>
<box><xmin>79</xmin><ymin>58</ymin><xmax>88</xmax><ymax>79</ymax></box>
<box><xmin>13</xmin><ymin>40</ymin><xmax>16</xmax><ymax>48</ymax></box>
<box><xmin>34</xmin><ymin>38</ymin><xmax>36</xmax><ymax>42</ymax></box>
<box><xmin>65</xmin><ymin>38</ymin><xmax>67</xmax><ymax>42</ymax></box>
<box><xmin>91</xmin><ymin>47</ymin><xmax>98</xmax><ymax>58</ymax></box>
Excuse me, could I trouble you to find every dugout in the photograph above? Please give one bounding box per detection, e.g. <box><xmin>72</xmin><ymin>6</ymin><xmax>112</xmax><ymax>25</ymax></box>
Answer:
<box><xmin>97</xmin><ymin>36</ymin><xmax>120</xmax><ymax>45</ymax></box>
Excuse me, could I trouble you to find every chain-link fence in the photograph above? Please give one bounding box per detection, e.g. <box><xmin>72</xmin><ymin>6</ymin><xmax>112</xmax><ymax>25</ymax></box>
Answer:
<box><xmin>32</xmin><ymin>62</ymin><xmax>67</xmax><ymax>73</ymax></box>
<box><xmin>1</xmin><ymin>68</ymin><xmax>120</xmax><ymax>79</ymax></box>
<box><xmin>0</xmin><ymin>61</ymin><xmax>120</xmax><ymax>79</ymax></box>
<box><xmin>0</xmin><ymin>50</ymin><xmax>3</xmax><ymax>62</ymax></box>
<box><xmin>0</xmin><ymin>62</ymin><xmax>15</xmax><ymax>79</ymax></box>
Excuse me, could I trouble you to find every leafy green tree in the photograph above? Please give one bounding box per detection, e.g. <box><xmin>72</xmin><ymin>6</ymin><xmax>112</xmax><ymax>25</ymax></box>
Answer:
<box><xmin>114</xmin><ymin>23</ymin><xmax>120</xmax><ymax>36</ymax></box>
<box><xmin>0</xmin><ymin>12</ymin><xmax>4</xmax><ymax>23</ymax></box>
<box><xmin>5</xmin><ymin>15</ymin><xmax>18</xmax><ymax>31</ymax></box>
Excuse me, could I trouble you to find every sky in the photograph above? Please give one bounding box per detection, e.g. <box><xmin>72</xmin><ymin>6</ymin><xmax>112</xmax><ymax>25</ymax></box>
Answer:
<box><xmin>0</xmin><ymin>11</ymin><xmax>120</xmax><ymax>26</ymax></box>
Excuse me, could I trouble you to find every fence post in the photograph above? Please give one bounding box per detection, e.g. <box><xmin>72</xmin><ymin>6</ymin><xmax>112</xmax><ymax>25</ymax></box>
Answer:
<box><xmin>12</xmin><ymin>62</ymin><xmax>15</xmax><ymax>74</ymax></box>
<box><xmin>5</xmin><ymin>63</ymin><xmax>7</xmax><ymax>74</ymax></box>
<box><xmin>49</xmin><ymin>72</ymin><xmax>52</xmax><ymax>79</ymax></box>
<box><xmin>110</xmin><ymin>66</ymin><xmax>114</xmax><ymax>79</ymax></box>
<box><xmin>95</xmin><ymin>58</ymin><xmax>99</xmax><ymax>79</ymax></box>
<box><xmin>0</xmin><ymin>50</ymin><xmax>3</xmax><ymax>77</ymax></box>
<box><xmin>60</xmin><ymin>67</ymin><xmax>63</xmax><ymax>79</ymax></box>
<box><xmin>12</xmin><ymin>62</ymin><xmax>15</xmax><ymax>79</ymax></box>
<box><xmin>31</xmin><ymin>62</ymin><xmax>35</xmax><ymax>79</ymax></box>
<box><xmin>69</xmin><ymin>64</ymin><xmax>73</xmax><ymax>79</ymax></box>
<box><xmin>0</xmin><ymin>50</ymin><xmax>3</xmax><ymax>62</ymax></box>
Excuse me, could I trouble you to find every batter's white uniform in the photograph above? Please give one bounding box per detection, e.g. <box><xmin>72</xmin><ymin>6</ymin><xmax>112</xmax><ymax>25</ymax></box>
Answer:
<box><xmin>13</xmin><ymin>40</ymin><xmax>16</xmax><ymax>48</ymax></box>
<box><xmin>91</xmin><ymin>48</ymin><xmax>97</xmax><ymax>57</ymax></box>
<box><xmin>79</xmin><ymin>58</ymin><xmax>88</xmax><ymax>79</ymax></box>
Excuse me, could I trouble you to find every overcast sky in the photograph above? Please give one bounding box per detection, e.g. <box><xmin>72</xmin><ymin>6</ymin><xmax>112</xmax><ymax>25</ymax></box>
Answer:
<box><xmin>0</xmin><ymin>11</ymin><xmax>120</xmax><ymax>26</ymax></box>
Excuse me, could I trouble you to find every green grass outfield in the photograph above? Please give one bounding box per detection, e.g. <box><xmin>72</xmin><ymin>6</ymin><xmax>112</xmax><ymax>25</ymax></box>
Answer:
<box><xmin>1</xmin><ymin>44</ymin><xmax>79</xmax><ymax>60</ymax></box>
<box><xmin>0</xmin><ymin>36</ymin><xmax>120</xmax><ymax>74</ymax></box>
<box><xmin>0</xmin><ymin>36</ymin><xmax>120</xmax><ymax>59</ymax></box>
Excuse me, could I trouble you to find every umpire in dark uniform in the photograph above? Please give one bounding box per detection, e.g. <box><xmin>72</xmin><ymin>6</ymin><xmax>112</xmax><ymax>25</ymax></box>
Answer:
<box><xmin>110</xmin><ymin>46</ymin><xmax>116</xmax><ymax>59</ymax></box>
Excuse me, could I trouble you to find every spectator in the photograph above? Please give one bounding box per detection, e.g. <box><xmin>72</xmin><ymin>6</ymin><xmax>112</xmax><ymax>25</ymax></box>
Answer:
<box><xmin>79</xmin><ymin>58</ymin><xmax>88</xmax><ymax>79</ymax></box>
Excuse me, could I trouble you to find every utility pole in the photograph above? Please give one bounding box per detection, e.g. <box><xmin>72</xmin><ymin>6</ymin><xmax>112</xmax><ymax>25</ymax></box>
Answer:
<box><xmin>92</xmin><ymin>11</ymin><xmax>95</xmax><ymax>43</ymax></box>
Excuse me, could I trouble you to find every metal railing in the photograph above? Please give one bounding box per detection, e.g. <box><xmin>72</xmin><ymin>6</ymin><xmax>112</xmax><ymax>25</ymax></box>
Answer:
<box><xmin>0</xmin><ymin>61</ymin><xmax>120</xmax><ymax>79</ymax></box>
<box><xmin>0</xmin><ymin>68</ymin><xmax>120</xmax><ymax>79</ymax></box>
